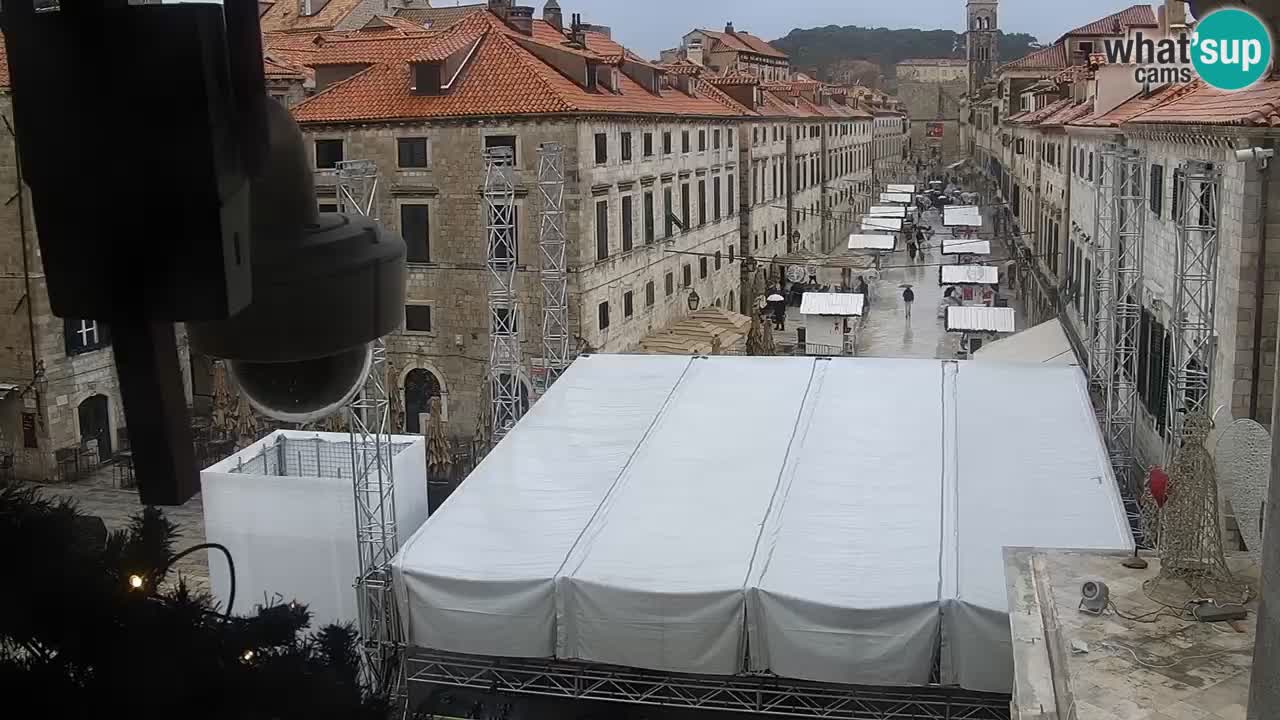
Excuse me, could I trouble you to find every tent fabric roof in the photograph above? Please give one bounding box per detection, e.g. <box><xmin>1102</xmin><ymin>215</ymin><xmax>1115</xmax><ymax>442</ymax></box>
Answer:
<box><xmin>393</xmin><ymin>356</ymin><xmax>1132</xmax><ymax>694</ymax></box>
<box><xmin>973</xmin><ymin>319</ymin><xmax>1078</xmax><ymax>365</ymax></box>
<box><xmin>800</xmin><ymin>292</ymin><xmax>865</xmax><ymax>316</ymax></box>
<box><xmin>946</xmin><ymin>306</ymin><xmax>1016</xmax><ymax>333</ymax></box>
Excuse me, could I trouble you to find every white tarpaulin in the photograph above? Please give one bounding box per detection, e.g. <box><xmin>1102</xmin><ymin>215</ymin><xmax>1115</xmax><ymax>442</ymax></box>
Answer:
<box><xmin>942</xmin><ymin>237</ymin><xmax>991</xmax><ymax>255</ymax></box>
<box><xmin>394</xmin><ymin>356</ymin><xmax>1132</xmax><ymax>694</ymax></box>
<box><xmin>848</xmin><ymin>234</ymin><xmax>896</xmax><ymax>251</ymax></box>
<box><xmin>944</xmin><ymin>205</ymin><xmax>983</xmax><ymax>227</ymax></box>
<box><xmin>974</xmin><ymin>319</ymin><xmax>1077</xmax><ymax>365</ymax></box>
<box><xmin>940</xmin><ymin>264</ymin><xmax>999</xmax><ymax>286</ymax></box>
<box><xmin>862</xmin><ymin>217</ymin><xmax>902</xmax><ymax>232</ymax></box>
<box><xmin>946</xmin><ymin>306</ymin><xmax>1016</xmax><ymax>333</ymax></box>
<box><xmin>868</xmin><ymin>206</ymin><xmax>906</xmax><ymax>217</ymax></box>
<box><xmin>886</xmin><ymin>184</ymin><xmax>916</xmax><ymax>193</ymax></box>
<box><xmin>800</xmin><ymin>292</ymin><xmax>864</xmax><ymax>316</ymax></box>
<box><xmin>879</xmin><ymin>192</ymin><xmax>912</xmax><ymax>204</ymax></box>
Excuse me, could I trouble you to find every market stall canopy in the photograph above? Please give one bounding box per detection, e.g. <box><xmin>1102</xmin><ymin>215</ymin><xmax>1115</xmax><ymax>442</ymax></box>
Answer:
<box><xmin>940</xmin><ymin>264</ymin><xmax>999</xmax><ymax>286</ymax></box>
<box><xmin>879</xmin><ymin>192</ymin><xmax>912</xmax><ymax>204</ymax></box>
<box><xmin>942</xmin><ymin>237</ymin><xmax>991</xmax><ymax>256</ymax></box>
<box><xmin>800</xmin><ymin>292</ymin><xmax>864</xmax><ymax>317</ymax></box>
<box><xmin>862</xmin><ymin>217</ymin><xmax>902</xmax><ymax>232</ymax></box>
<box><xmin>944</xmin><ymin>205</ymin><xmax>983</xmax><ymax>228</ymax></box>
<box><xmin>393</xmin><ymin>356</ymin><xmax>1131</xmax><ymax>695</ymax></box>
<box><xmin>946</xmin><ymin>306</ymin><xmax>1016</xmax><ymax>333</ymax></box>
<box><xmin>973</xmin><ymin>319</ymin><xmax>1077</xmax><ymax>365</ymax></box>
<box><xmin>868</xmin><ymin>206</ymin><xmax>906</xmax><ymax>218</ymax></box>
<box><xmin>847</xmin><ymin>234</ymin><xmax>896</xmax><ymax>251</ymax></box>
<box><xmin>886</xmin><ymin>184</ymin><xmax>916</xmax><ymax>193</ymax></box>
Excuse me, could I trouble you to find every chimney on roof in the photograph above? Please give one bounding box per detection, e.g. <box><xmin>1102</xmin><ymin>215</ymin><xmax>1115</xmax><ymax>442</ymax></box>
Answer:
<box><xmin>725</xmin><ymin>21</ymin><xmax>735</xmax><ymax>34</ymax></box>
<box><xmin>506</xmin><ymin>5</ymin><xmax>535</xmax><ymax>34</ymax></box>
<box><xmin>543</xmin><ymin>0</ymin><xmax>563</xmax><ymax>32</ymax></box>
<box><xmin>488</xmin><ymin>0</ymin><xmax>512</xmax><ymax>19</ymax></box>
<box><xmin>568</xmin><ymin>13</ymin><xmax>587</xmax><ymax>48</ymax></box>
<box><xmin>1165</xmin><ymin>0</ymin><xmax>1186</xmax><ymax>30</ymax></box>
<box><xmin>297</xmin><ymin>0</ymin><xmax>331</xmax><ymax>17</ymax></box>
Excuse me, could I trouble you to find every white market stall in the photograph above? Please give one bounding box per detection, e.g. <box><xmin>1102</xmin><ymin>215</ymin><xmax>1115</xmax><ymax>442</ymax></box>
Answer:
<box><xmin>393</xmin><ymin>355</ymin><xmax>1131</xmax><ymax>697</ymax></box>
<box><xmin>861</xmin><ymin>217</ymin><xmax>902</xmax><ymax>233</ymax></box>
<box><xmin>847</xmin><ymin>233</ymin><xmax>896</xmax><ymax>251</ymax></box>
<box><xmin>799</xmin><ymin>292</ymin><xmax>864</xmax><ymax>355</ymax></box>
<box><xmin>867</xmin><ymin>205</ymin><xmax>907</xmax><ymax>217</ymax></box>
<box><xmin>886</xmin><ymin>183</ymin><xmax>916</xmax><ymax>194</ymax></box>
<box><xmin>944</xmin><ymin>205</ymin><xmax>983</xmax><ymax>228</ymax></box>
<box><xmin>879</xmin><ymin>192</ymin><xmax>912</xmax><ymax>204</ymax></box>
<box><xmin>946</xmin><ymin>306</ymin><xmax>1017</xmax><ymax>358</ymax></box>
<box><xmin>942</xmin><ymin>236</ymin><xmax>991</xmax><ymax>256</ymax></box>
<box><xmin>940</xmin><ymin>264</ymin><xmax>1000</xmax><ymax>306</ymax></box>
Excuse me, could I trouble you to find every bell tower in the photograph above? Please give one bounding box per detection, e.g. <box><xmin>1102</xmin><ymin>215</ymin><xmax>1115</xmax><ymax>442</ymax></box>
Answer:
<box><xmin>966</xmin><ymin>0</ymin><xmax>998</xmax><ymax>95</ymax></box>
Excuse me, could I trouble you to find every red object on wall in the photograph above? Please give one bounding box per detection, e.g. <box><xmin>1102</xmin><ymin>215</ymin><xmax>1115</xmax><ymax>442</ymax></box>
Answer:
<box><xmin>1148</xmin><ymin>466</ymin><xmax>1169</xmax><ymax>508</ymax></box>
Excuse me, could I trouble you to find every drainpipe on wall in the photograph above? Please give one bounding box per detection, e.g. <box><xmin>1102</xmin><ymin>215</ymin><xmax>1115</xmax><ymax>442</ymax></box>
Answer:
<box><xmin>1249</xmin><ymin>139</ymin><xmax>1273</xmax><ymax>421</ymax></box>
<box><xmin>5</xmin><ymin>115</ymin><xmax>42</xmax><ymax>418</ymax></box>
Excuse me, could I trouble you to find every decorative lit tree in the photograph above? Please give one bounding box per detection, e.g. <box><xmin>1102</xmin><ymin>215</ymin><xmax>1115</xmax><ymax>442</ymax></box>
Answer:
<box><xmin>0</xmin><ymin>483</ymin><xmax>388</xmax><ymax>719</ymax></box>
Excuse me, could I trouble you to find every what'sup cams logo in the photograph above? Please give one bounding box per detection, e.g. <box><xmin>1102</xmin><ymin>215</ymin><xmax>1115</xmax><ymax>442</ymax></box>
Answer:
<box><xmin>1102</xmin><ymin>7</ymin><xmax>1273</xmax><ymax>91</ymax></box>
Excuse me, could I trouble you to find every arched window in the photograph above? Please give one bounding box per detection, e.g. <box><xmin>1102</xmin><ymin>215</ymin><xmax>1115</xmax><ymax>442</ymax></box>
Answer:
<box><xmin>404</xmin><ymin>368</ymin><xmax>443</xmax><ymax>434</ymax></box>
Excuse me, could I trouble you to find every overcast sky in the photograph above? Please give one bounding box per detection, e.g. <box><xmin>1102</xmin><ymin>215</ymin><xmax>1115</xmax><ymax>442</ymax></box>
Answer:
<box><xmin>510</xmin><ymin>0</ymin><xmax>1142</xmax><ymax>58</ymax></box>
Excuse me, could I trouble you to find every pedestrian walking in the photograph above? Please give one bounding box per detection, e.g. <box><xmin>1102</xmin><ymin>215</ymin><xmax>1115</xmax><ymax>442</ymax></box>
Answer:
<box><xmin>856</xmin><ymin>276</ymin><xmax>870</xmax><ymax>307</ymax></box>
<box><xmin>907</xmin><ymin>241</ymin><xmax>917</xmax><ymax>262</ymax></box>
<box><xmin>902</xmin><ymin>286</ymin><xmax>915</xmax><ymax>319</ymax></box>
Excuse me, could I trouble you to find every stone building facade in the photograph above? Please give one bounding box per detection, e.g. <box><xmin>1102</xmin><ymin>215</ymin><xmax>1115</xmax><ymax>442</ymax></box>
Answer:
<box><xmin>895</xmin><ymin>59</ymin><xmax>967</xmax><ymax>166</ymax></box>
<box><xmin>671</xmin><ymin>24</ymin><xmax>790</xmax><ymax>82</ymax></box>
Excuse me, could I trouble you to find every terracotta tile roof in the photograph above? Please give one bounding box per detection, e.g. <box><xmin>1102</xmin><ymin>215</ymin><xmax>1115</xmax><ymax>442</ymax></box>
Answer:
<box><xmin>290</xmin><ymin>12</ymin><xmax>754</xmax><ymax>124</ymax></box>
<box><xmin>1039</xmin><ymin>99</ymin><xmax>1093</xmax><ymax>127</ymax></box>
<box><xmin>1071</xmin><ymin>82</ymin><xmax>1198</xmax><ymax>127</ymax></box>
<box><xmin>260</xmin><ymin>0</ymin><xmax>366</xmax><ymax>33</ymax></box>
<box><xmin>364</xmin><ymin>15</ymin><xmax>429</xmax><ymax>32</ymax></box>
<box><xmin>706</xmin><ymin>71</ymin><xmax>756</xmax><ymax>85</ymax></box>
<box><xmin>1012</xmin><ymin>97</ymin><xmax>1074</xmax><ymax>124</ymax></box>
<box><xmin>1060</xmin><ymin>4</ymin><xmax>1157</xmax><ymax>39</ymax></box>
<box><xmin>394</xmin><ymin>4</ymin><xmax>486</xmax><ymax>31</ymax></box>
<box><xmin>699</xmin><ymin>28</ymin><xmax>788</xmax><ymax>59</ymax></box>
<box><xmin>997</xmin><ymin>43</ymin><xmax>1068</xmax><ymax>73</ymax></box>
<box><xmin>264</xmin><ymin>54</ymin><xmax>308</xmax><ymax>80</ymax></box>
<box><xmin>663</xmin><ymin>59</ymin><xmax>705</xmax><ymax>76</ymax></box>
<box><xmin>1126</xmin><ymin>79</ymin><xmax>1280</xmax><ymax>127</ymax></box>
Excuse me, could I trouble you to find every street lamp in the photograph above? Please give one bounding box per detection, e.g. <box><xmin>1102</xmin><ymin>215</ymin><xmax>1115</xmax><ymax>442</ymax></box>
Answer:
<box><xmin>687</xmin><ymin>290</ymin><xmax>701</xmax><ymax>311</ymax></box>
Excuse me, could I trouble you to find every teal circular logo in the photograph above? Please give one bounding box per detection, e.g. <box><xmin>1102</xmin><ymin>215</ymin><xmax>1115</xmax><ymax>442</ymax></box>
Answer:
<box><xmin>1192</xmin><ymin>8</ymin><xmax>1273</xmax><ymax>91</ymax></box>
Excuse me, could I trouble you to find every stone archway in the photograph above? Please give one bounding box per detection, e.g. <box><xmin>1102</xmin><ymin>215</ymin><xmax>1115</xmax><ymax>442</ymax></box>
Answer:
<box><xmin>77</xmin><ymin>394</ymin><xmax>112</xmax><ymax>460</ymax></box>
<box><xmin>404</xmin><ymin>368</ymin><xmax>444</xmax><ymax>435</ymax></box>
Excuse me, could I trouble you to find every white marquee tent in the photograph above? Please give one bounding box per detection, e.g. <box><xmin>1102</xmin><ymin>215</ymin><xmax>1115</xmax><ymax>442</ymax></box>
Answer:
<box><xmin>393</xmin><ymin>356</ymin><xmax>1131</xmax><ymax>695</ymax></box>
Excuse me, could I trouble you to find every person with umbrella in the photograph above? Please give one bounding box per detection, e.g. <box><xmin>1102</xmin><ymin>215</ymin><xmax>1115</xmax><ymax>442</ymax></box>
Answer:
<box><xmin>901</xmin><ymin>283</ymin><xmax>915</xmax><ymax>320</ymax></box>
<box><xmin>767</xmin><ymin>291</ymin><xmax>787</xmax><ymax>331</ymax></box>
<box><xmin>855</xmin><ymin>275</ymin><xmax>870</xmax><ymax>310</ymax></box>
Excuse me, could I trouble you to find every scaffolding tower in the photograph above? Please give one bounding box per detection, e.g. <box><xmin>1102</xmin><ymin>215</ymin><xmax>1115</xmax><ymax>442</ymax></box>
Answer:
<box><xmin>1166</xmin><ymin>161</ymin><xmax>1222</xmax><ymax>452</ymax></box>
<box><xmin>485</xmin><ymin>148</ymin><xmax>522</xmax><ymax>442</ymax></box>
<box><xmin>1090</xmin><ymin>143</ymin><xmax>1147</xmax><ymax>541</ymax></box>
<box><xmin>336</xmin><ymin>159</ymin><xmax>403</xmax><ymax>694</ymax></box>
<box><xmin>536</xmin><ymin>143</ymin><xmax>570</xmax><ymax>396</ymax></box>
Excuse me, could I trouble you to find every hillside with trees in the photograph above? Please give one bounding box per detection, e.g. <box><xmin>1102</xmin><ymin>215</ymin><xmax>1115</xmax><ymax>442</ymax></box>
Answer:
<box><xmin>771</xmin><ymin>26</ymin><xmax>1041</xmax><ymax>90</ymax></box>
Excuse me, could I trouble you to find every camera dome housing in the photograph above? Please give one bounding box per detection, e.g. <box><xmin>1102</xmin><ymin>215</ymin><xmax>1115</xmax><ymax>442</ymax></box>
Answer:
<box><xmin>188</xmin><ymin>99</ymin><xmax>406</xmax><ymax>421</ymax></box>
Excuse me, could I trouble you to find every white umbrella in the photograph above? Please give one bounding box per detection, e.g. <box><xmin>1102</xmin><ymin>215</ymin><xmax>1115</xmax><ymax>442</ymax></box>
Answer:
<box><xmin>767</xmin><ymin>294</ymin><xmax>785</xmax><ymax>302</ymax></box>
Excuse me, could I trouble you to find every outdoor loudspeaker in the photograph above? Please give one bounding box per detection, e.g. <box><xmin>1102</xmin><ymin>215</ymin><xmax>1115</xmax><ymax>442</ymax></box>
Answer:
<box><xmin>1079</xmin><ymin>580</ymin><xmax>1110</xmax><ymax>615</ymax></box>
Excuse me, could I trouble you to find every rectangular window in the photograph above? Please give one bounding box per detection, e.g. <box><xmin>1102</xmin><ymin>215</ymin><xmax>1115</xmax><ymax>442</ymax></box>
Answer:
<box><xmin>488</xmin><ymin>205</ymin><xmax>518</xmax><ymax>263</ymax></box>
<box><xmin>698</xmin><ymin>129</ymin><xmax>707</xmax><ymax>151</ymax></box>
<box><xmin>484</xmin><ymin>134</ymin><xmax>517</xmax><ymax>156</ymax></box>
<box><xmin>663</xmin><ymin>131</ymin><xmax>672</xmax><ymax>155</ymax></box>
<box><xmin>643</xmin><ymin>132</ymin><xmax>654</xmax><ymax>157</ymax></box>
<box><xmin>598</xmin><ymin>302</ymin><xmax>610</xmax><ymax>330</ymax></box>
<box><xmin>64</xmin><ymin>318</ymin><xmax>111</xmax><ymax>356</ymax></box>
<box><xmin>1150</xmin><ymin>164</ymin><xmax>1164</xmax><ymax>217</ymax></box>
<box><xmin>397</xmin><ymin>138</ymin><xmax>429</xmax><ymax>168</ymax></box>
<box><xmin>713</xmin><ymin>176</ymin><xmax>722</xmax><ymax>221</ymax></box>
<box><xmin>314</xmin><ymin>139</ymin><xmax>343</xmax><ymax>169</ymax></box>
<box><xmin>405</xmin><ymin>305</ymin><xmax>432</xmax><ymax>332</ymax></box>
<box><xmin>621</xmin><ymin>132</ymin><xmax>633</xmax><ymax>162</ymax></box>
<box><xmin>665</xmin><ymin>272</ymin><xmax>674</xmax><ymax>296</ymax></box>
<box><xmin>727</xmin><ymin>130</ymin><xmax>734</xmax><ymax>149</ymax></box>
<box><xmin>621</xmin><ymin>195</ymin><xmax>634</xmax><ymax>252</ymax></box>
<box><xmin>1087</xmin><ymin>152</ymin><xmax>1094</xmax><ymax>181</ymax></box>
<box><xmin>681</xmin><ymin>183</ymin><xmax>691</xmax><ymax>230</ymax></box>
<box><xmin>594</xmin><ymin>133</ymin><xmax>608</xmax><ymax>164</ymax></box>
<box><xmin>683</xmin><ymin>263</ymin><xmax>692</xmax><ymax>287</ymax></box>
<box><xmin>645</xmin><ymin>281</ymin><xmax>655</xmax><ymax>307</ymax></box>
<box><xmin>400</xmin><ymin>204</ymin><xmax>431</xmax><ymax>263</ymax></box>
<box><xmin>699</xmin><ymin>256</ymin><xmax>708</xmax><ymax>279</ymax></box>
<box><xmin>595</xmin><ymin>199</ymin><xmax>609</xmax><ymax>261</ymax></box>
<box><xmin>624</xmin><ymin>291</ymin><xmax>634</xmax><ymax>318</ymax></box>
<box><xmin>727</xmin><ymin>176</ymin><xmax>735</xmax><ymax>216</ymax></box>
<box><xmin>664</xmin><ymin>187</ymin><xmax>674</xmax><ymax>237</ymax></box>
<box><xmin>643</xmin><ymin>191</ymin><xmax>655</xmax><ymax>243</ymax></box>
<box><xmin>319</xmin><ymin>202</ymin><xmax>338</xmax><ymax>213</ymax></box>
<box><xmin>713</xmin><ymin>129</ymin><xmax>721</xmax><ymax>150</ymax></box>
<box><xmin>1172</xmin><ymin>168</ymin><xmax>1184</xmax><ymax>220</ymax></box>
<box><xmin>698</xmin><ymin>180</ymin><xmax>707</xmax><ymax>226</ymax></box>
<box><xmin>682</xmin><ymin>130</ymin><xmax>690</xmax><ymax>153</ymax></box>
<box><xmin>714</xmin><ymin>250</ymin><xmax>722</xmax><ymax>271</ymax></box>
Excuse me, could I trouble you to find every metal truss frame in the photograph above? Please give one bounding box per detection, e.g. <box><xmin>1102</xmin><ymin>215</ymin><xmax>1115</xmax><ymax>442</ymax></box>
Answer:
<box><xmin>1111</xmin><ymin>147</ymin><xmax>1146</xmax><ymax>538</ymax></box>
<box><xmin>336</xmin><ymin>158</ymin><xmax>402</xmax><ymax>694</ymax></box>
<box><xmin>485</xmin><ymin>147</ymin><xmax>522</xmax><ymax>442</ymax></box>
<box><xmin>535</xmin><ymin>143</ymin><xmax>570</xmax><ymax>396</ymax></box>
<box><xmin>406</xmin><ymin>651</ymin><xmax>1009</xmax><ymax>720</ymax></box>
<box><xmin>1166</xmin><ymin>161</ymin><xmax>1222</xmax><ymax>452</ymax></box>
<box><xmin>335</xmin><ymin>159</ymin><xmax>379</xmax><ymax>216</ymax></box>
<box><xmin>1089</xmin><ymin>145</ymin><xmax>1118</xmax><ymax>406</ymax></box>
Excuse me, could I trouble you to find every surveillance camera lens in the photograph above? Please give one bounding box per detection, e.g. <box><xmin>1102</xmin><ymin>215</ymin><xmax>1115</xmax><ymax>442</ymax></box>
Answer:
<box><xmin>229</xmin><ymin>344</ymin><xmax>373</xmax><ymax>423</ymax></box>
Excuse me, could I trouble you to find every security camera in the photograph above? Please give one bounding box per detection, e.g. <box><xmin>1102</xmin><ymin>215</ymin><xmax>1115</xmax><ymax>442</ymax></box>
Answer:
<box><xmin>1234</xmin><ymin>147</ymin><xmax>1275</xmax><ymax>165</ymax></box>
<box><xmin>187</xmin><ymin>100</ymin><xmax>406</xmax><ymax>423</ymax></box>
